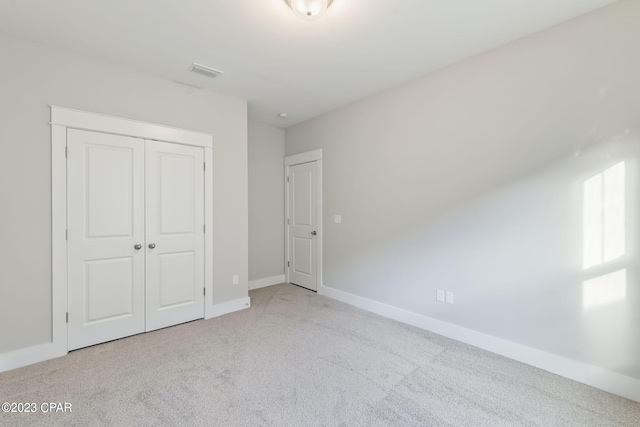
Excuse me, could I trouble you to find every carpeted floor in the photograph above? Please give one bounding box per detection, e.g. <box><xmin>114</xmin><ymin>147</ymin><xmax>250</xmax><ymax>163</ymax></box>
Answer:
<box><xmin>1</xmin><ymin>283</ymin><xmax>639</xmax><ymax>426</ymax></box>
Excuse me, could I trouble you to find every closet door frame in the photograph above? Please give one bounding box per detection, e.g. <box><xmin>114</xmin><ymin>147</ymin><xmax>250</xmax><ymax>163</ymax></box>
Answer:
<box><xmin>51</xmin><ymin>106</ymin><xmax>214</xmax><ymax>356</ymax></box>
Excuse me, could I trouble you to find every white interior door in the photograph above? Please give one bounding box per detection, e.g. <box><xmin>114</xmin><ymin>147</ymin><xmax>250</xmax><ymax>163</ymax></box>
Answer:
<box><xmin>288</xmin><ymin>161</ymin><xmax>318</xmax><ymax>291</ymax></box>
<box><xmin>145</xmin><ymin>141</ymin><xmax>205</xmax><ymax>331</ymax></box>
<box><xmin>67</xmin><ymin>129</ymin><xmax>145</xmax><ymax>350</ymax></box>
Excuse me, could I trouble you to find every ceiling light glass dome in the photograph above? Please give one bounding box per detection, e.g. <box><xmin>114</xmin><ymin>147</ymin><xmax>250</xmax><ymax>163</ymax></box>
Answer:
<box><xmin>285</xmin><ymin>0</ymin><xmax>334</xmax><ymax>20</ymax></box>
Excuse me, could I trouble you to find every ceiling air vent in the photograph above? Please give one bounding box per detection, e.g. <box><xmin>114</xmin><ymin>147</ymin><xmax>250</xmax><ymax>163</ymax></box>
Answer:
<box><xmin>189</xmin><ymin>62</ymin><xmax>224</xmax><ymax>79</ymax></box>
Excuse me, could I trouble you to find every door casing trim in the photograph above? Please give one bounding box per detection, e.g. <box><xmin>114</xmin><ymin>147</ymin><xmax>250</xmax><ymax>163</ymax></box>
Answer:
<box><xmin>52</xmin><ymin>106</ymin><xmax>214</xmax><ymax>356</ymax></box>
<box><xmin>284</xmin><ymin>149</ymin><xmax>323</xmax><ymax>290</ymax></box>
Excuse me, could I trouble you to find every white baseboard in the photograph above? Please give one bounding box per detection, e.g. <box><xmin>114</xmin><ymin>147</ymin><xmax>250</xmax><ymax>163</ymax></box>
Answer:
<box><xmin>318</xmin><ymin>284</ymin><xmax>640</xmax><ymax>403</ymax></box>
<box><xmin>0</xmin><ymin>342</ymin><xmax>67</xmax><ymax>373</ymax></box>
<box><xmin>248</xmin><ymin>274</ymin><xmax>286</xmax><ymax>290</ymax></box>
<box><xmin>206</xmin><ymin>296</ymin><xmax>251</xmax><ymax>319</ymax></box>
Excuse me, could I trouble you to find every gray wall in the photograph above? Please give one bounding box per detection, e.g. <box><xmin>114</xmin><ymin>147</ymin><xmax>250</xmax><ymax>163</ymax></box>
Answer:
<box><xmin>248</xmin><ymin>121</ymin><xmax>285</xmax><ymax>281</ymax></box>
<box><xmin>0</xmin><ymin>32</ymin><xmax>249</xmax><ymax>354</ymax></box>
<box><xmin>285</xmin><ymin>0</ymin><xmax>640</xmax><ymax>380</ymax></box>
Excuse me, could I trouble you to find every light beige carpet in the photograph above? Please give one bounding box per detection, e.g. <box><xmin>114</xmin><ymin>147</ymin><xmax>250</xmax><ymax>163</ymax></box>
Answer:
<box><xmin>1</xmin><ymin>283</ymin><xmax>639</xmax><ymax>426</ymax></box>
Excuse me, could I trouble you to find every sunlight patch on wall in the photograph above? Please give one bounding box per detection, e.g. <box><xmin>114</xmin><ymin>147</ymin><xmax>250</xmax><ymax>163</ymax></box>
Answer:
<box><xmin>582</xmin><ymin>269</ymin><xmax>627</xmax><ymax>309</ymax></box>
<box><xmin>583</xmin><ymin>162</ymin><xmax>625</xmax><ymax>269</ymax></box>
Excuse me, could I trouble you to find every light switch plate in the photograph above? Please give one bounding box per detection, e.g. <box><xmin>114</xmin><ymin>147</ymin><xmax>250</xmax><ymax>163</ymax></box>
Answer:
<box><xmin>436</xmin><ymin>289</ymin><xmax>445</xmax><ymax>302</ymax></box>
<box><xmin>445</xmin><ymin>291</ymin><xmax>454</xmax><ymax>304</ymax></box>
<box><xmin>334</xmin><ymin>214</ymin><xmax>342</xmax><ymax>224</ymax></box>
<box><xmin>233</xmin><ymin>275</ymin><xmax>239</xmax><ymax>285</ymax></box>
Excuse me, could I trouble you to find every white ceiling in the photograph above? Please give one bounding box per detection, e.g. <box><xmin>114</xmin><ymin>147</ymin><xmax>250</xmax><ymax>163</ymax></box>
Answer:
<box><xmin>0</xmin><ymin>0</ymin><xmax>619</xmax><ymax>128</ymax></box>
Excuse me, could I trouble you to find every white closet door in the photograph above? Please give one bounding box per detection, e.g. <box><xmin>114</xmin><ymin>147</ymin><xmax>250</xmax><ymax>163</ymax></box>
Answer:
<box><xmin>67</xmin><ymin>130</ymin><xmax>145</xmax><ymax>350</ymax></box>
<box><xmin>145</xmin><ymin>141</ymin><xmax>205</xmax><ymax>331</ymax></box>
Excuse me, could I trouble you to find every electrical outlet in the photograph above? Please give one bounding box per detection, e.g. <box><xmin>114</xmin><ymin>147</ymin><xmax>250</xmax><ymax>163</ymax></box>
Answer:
<box><xmin>334</xmin><ymin>214</ymin><xmax>342</xmax><ymax>224</ymax></box>
<box><xmin>445</xmin><ymin>291</ymin><xmax>454</xmax><ymax>304</ymax></box>
<box><xmin>436</xmin><ymin>289</ymin><xmax>445</xmax><ymax>302</ymax></box>
<box><xmin>233</xmin><ymin>275</ymin><xmax>239</xmax><ymax>285</ymax></box>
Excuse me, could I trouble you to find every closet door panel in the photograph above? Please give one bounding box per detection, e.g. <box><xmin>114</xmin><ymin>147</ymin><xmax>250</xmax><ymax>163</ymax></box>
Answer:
<box><xmin>145</xmin><ymin>141</ymin><xmax>205</xmax><ymax>331</ymax></box>
<box><xmin>67</xmin><ymin>130</ymin><xmax>145</xmax><ymax>350</ymax></box>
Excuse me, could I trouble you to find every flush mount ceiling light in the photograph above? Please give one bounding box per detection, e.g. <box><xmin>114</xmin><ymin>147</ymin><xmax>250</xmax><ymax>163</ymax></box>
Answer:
<box><xmin>285</xmin><ymin>0</ymin><xmax>334</xmax><ymax>20</ymax></box>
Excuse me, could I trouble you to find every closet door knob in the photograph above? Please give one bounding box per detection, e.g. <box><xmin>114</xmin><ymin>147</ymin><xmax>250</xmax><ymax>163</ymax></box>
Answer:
<box><xmin>148</xmin><ymin>243</ymin><xmax>156</xmax><ymax>249</ymax></box>
<box><xmin>134</xmin><ymin>244</ymin><xmax>142</xmax><ymax>250</ymax></box>
<box><xmin>311</xmin><ymin>231</ymin><xmax>317</xmax><ymax>236</ymax></box>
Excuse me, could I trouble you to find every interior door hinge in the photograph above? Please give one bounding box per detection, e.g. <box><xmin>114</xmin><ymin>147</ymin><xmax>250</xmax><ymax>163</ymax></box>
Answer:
<box><xmin>66</xmin><ymin>312</ymin><xmax>69</xmax><ymax>323</ymax></box>
<box><xmin>65</xmin><ymin>229</ymin><xmax>68</xmax><ymax>240</ymax></box>
<box><xmin>287</xmin><ymin>261</ymin><xmax>290</xmax><ymax>267</ymax></box>
<box><xmin>287</xmin><ymin>219</ymin><xmax>290</xmax><ymax>225</ymax></box>
<box><xmin>203</xmin><ymin>224</ymin><xmax>206</xmax><ymax>233</ymax></box>
<box><xmin>203</xmin><ymin>162</ymin><xmax>206</xmax><ymax>171</ymax></box>
<box><xmin>287</xmin><ymin>176</ymin><xmax>290</xmax><ymax>182</ymax></box>
<box><xmin>65</xmin><ymin>147</ymin><xmax>68</xmax><ymax>158</ymax></box>
<box><xmin>204</xmin><ymin>288</ymin><xmax>206</xmax><ymax>296</ymax></box>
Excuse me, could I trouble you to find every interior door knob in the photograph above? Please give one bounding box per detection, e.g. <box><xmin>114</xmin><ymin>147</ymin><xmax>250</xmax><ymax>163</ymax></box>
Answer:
<box><xmin>311</xmin><ymin>231</ymin><xmax>317</xmax><ymax>236</ymax></box>
<box><xmin>134</xmin><ymin>244</ymin><xmax>142</xmax><ymax>250</ymax></box>
<box><xmin>148</xmin><ymin>243</ymin><xmax>156</xmax><ymax>249</ymax></box>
